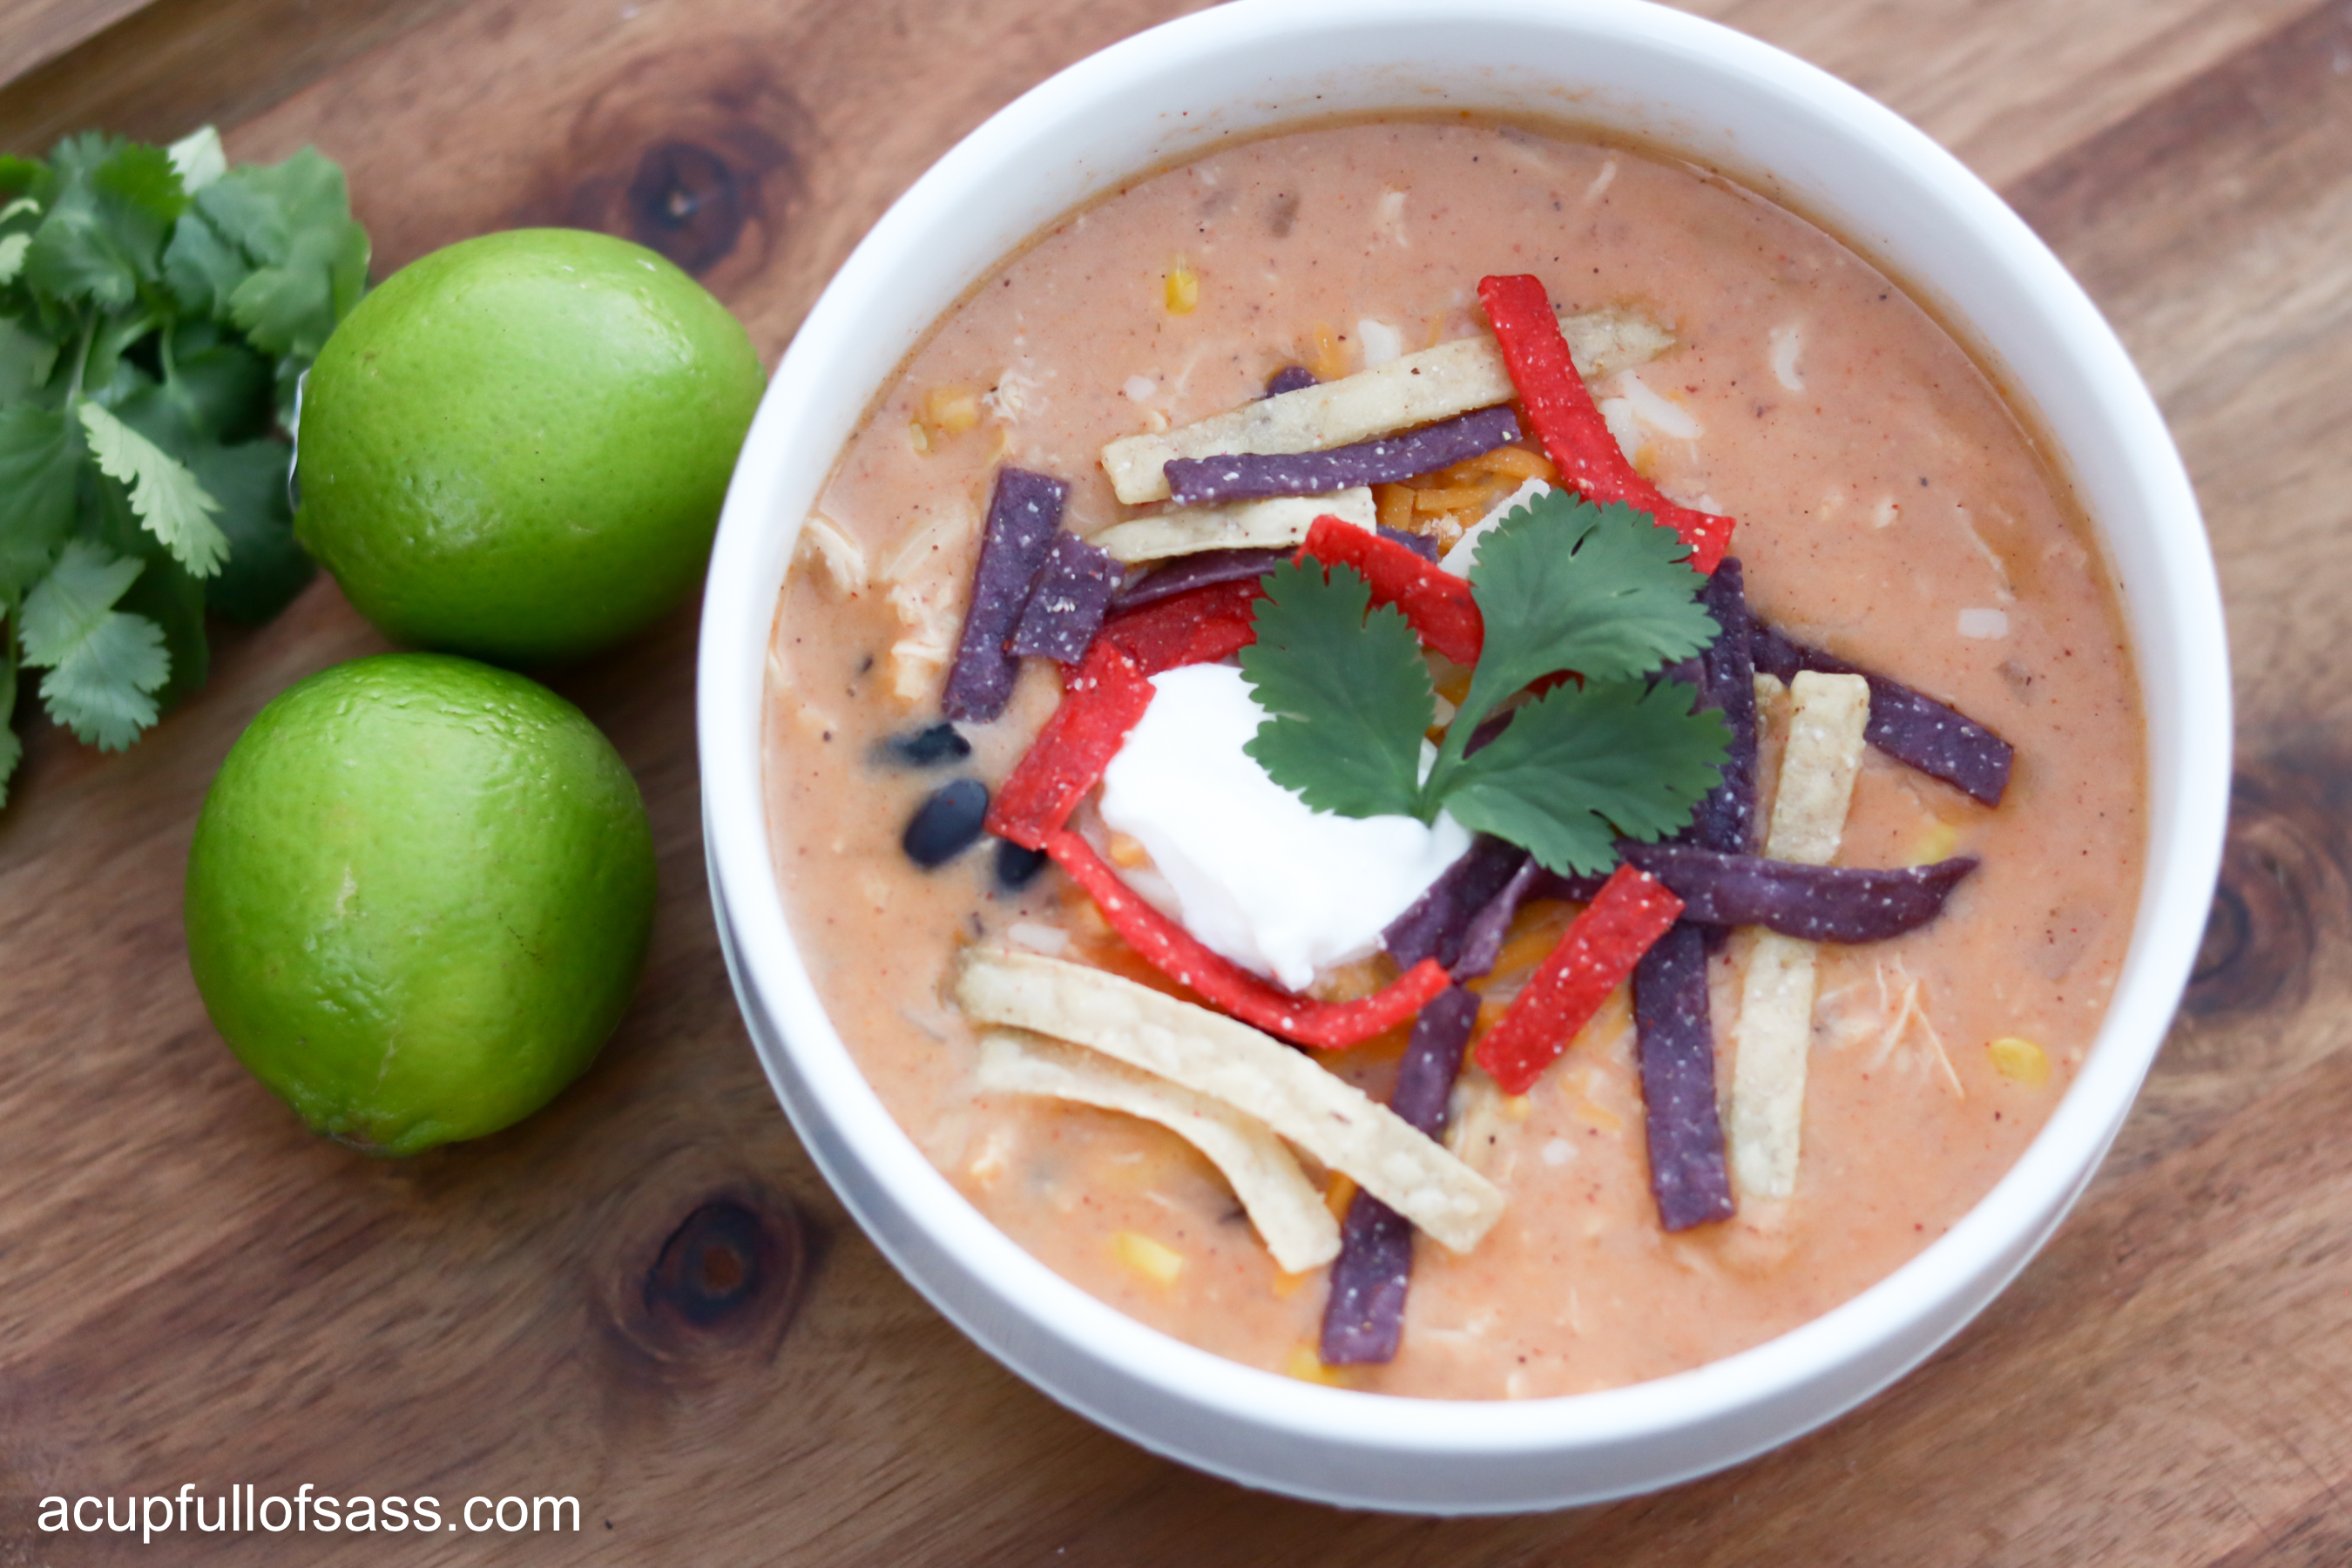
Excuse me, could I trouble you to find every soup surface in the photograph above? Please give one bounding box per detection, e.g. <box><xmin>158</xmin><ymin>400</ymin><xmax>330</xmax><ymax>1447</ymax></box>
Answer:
<box><xmin>761</xmin><ymin>120</ymin><xmax>2144</xmax><ymax>1399</ymax></box>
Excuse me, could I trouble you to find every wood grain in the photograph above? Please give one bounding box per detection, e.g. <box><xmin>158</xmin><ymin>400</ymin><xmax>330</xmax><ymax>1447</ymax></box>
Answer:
<box><xmin>0</xmin><ymin>0</ymin><xmax>157</xmax><ymax>99</ymax></box>
<box><xmin>2</xmin><ymin>0</ymin><xmax>2345</xmax><ymax>1563</ymax></box>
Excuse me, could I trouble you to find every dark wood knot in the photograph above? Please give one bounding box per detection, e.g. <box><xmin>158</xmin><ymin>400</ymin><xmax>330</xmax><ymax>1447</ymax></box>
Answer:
<box><xmin>625</xmin><ymin>142</ymin><xmax>748</xmax><ymax>276</ymax></box>
<box><xmin>644</xmin><ymin>1197</ymin><xmax>780</xmax><ymax>1329</ymax></box>
<box><xmin>2180</xmin><ymin>768</ymin><xmax>2328</xmax><ymax>1022</ymax></box>
<box><xmin>612</xmin><ymin>1186</ymin><xmax>811</xmax><ymax>1367</ymax></box>
<box><xmin>526</xmin><ymin>46</ymin><xmax>811</xmax><ymax>292</ymax></box>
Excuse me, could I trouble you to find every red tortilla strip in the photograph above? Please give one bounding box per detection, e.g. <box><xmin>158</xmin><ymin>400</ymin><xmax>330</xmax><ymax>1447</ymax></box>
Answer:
<box><xmin>1476</xmin><ymin>274</ymin><xmax>1733</xmax><ymax>574</ymax></box>
<box><xmin>1100</xmin><ymin>578</ymin><xmax>1265</xmax><ymax>675</ymax></box>
<box><xmin>1298</xmin><ymin>515</ymin><xmax>1484</xmax><ymax>666</ymax></box>
<box><xmin>1044</xmin><ymin>829</ymin><xmax>1450</xmax><ymax>1050</ymax></box>
<box><xmin>1474</xmin><ymin>863</ymin><xmax>1685</xmax><ymax>1094</ymax></box>
<box><xmin>983</xmin><ymin>640</ymin><xmax>1154</xmax><ymax>850</ymax></box>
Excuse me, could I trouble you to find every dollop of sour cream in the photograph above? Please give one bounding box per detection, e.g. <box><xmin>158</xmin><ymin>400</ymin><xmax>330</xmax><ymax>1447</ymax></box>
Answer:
<box><xmin>1098</xmin><ymin>664</ymin><xmax>1471</xmax><ymax>991</ymax></box>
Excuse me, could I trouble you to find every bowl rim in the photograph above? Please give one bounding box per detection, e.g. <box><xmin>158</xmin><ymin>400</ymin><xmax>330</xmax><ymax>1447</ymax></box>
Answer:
<box><xmin>696</xmin><ymin>0</ymin><xmax>2228</xmax><ymax>1484</ymax></box>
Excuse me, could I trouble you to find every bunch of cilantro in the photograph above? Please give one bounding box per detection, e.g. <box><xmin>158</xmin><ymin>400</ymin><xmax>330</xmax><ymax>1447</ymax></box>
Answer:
<box><xmin>0</xmin><ymin>125</ymin><xmax>368</xmax><ymax>806</ymax></box>
<box><xmin>1240</xmin><ymin>490</ymin><xmax>1730</xmax><ymax>875</ymax></box>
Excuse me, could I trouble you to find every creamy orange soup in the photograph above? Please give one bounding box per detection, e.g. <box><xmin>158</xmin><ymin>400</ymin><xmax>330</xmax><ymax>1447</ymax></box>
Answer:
<box><xmin>761</xmin><ymin>121</ymin><xmax>2143</xmax><ymax>1399</ymax></box>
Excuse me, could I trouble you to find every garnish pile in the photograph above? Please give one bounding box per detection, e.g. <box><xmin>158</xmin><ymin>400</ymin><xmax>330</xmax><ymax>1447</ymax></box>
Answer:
<box><xmin>883</xmin><ymin>268</ymin><xmax>2019</xmax><ymax>1373</ymax></box>
<box><xmin>0</xmin><ymin>127</ymin><xmax>368</xmax><ymax>803</ymax></box>
<box><xmin>1241</xmin><ymin>490</ymin><xmax>1728</xmax><ymax>875</ymax></box>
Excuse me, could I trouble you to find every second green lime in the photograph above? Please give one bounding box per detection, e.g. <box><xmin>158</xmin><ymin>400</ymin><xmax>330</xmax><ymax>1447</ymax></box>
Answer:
<box><xmin>294</xmin><ymin>228</ymin><xmax>764</xmax><ymax>664</ymax></box>
<box><xmin>186</xmin><ymin>653</ymin><xmax>657</xmax><ymax>1155</ymax></box>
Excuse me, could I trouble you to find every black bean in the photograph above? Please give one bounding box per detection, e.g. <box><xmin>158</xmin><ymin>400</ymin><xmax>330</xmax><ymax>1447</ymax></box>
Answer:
<box><xmin>902</xmin><ymin>780</ymin><xmax>990</xmax><ymax>868</ymax></box>
<box><xmin>993</xmin><ymin>838</ymin><xmax>1050</xmax><ymax>889</ymax></box>
<box><xmin>880</xmin><ymin>721</ymin><xmax>971</xmax><ymax>769</ymax></box>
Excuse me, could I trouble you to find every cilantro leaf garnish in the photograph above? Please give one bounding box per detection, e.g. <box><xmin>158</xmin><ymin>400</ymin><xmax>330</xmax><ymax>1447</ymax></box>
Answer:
<box><xmin>1439</xmin><ymin>679</ymin><xmax>1731</xmax><ymax>875</ymax></box>
<box><xmin>1242</xmin><ymin>486</ymin><xmax>1732</xmax><ymax>875</ymax></box>
<box><xmin>1455</xmin><ymin>490</ymin><xmax>1723</xmax><ymax>700</ymax></box>
<box><xmin>0</xmin><ymin>127</ymin><xmax>368</xmax><ymax>803</ymax></box>
<box><xmin>1240</xmin><ymin>557</ymin><xmax>1432</xmax><ymax>819</ymax></box>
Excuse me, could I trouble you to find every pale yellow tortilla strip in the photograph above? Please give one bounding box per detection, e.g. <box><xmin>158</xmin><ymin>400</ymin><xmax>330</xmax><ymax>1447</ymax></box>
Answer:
<box><xmin>1727</xmin><ymin>671</ymin><xmax>1872</xmax><ymax>1200</ymax></box>
<box><xmin>1088</xmin><ymin>488</ymin><xmax>1376</xmax><ymax>564</ymax></box>
<box><xmin>1100</xmin><ymin>310</ymin><xmax>1673</xmax><ymax>504</ymax></box>
<box><xmin>975</xmin><ymin>1030</ymin><xmax>1341</xmax><ymax>1272</ymax></box>
<box><xmin>955</xmin><ymin>947</ymin><xmax>1504</xmax><ymax>1252</ymax></box>
<box><xmin>1761</xmin><ymin>671</ymin><xmax>1872</xmax><ymax>868</ymax></box>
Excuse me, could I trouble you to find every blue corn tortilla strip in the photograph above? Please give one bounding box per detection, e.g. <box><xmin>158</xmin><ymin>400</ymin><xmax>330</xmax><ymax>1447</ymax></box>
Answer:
<box><xmin>1461</xmin><ymin>706</ymin><xmax>1515</xmax><ymax>759</ymax></box>
<box><xmin>1453</xmin><ymin>855</ymin><xmax>1543</xmax><ymax>980</ymax></box>
<box><xmin>1534</xmin><ymin>866</ymin><xmax>1608</xmax><ymax>903</ymax></box>
<box><xmin>1008</xmin><ymin>531</ymin><xmax>1122</xmax><ymax>663</ymax></box>
<box><xmin>1320</xmin><ymin>984</ymin><xmax>1481</xmax><ymax>1365</ymax></box>
<box><xmin>942</xmin><ymin>467</ymin><xmax>1069</xmax><ymax>721</ymax></box>
<box><xmin>1679</xmin><ymin>557</ymin><xmax>1759</xmax><ymax>855</ymax></box>
<box><xmin>1750</xmin><ymin>619</ymin><xmax>2014</xmax><ymax>806</ymax></box>
<box><xmin>1534</xmin><ymin>847</ymin><xmax>1978</xmax><ymax>943</ymax></box>
<box><xmin>1623</xmin><ymin>846</ymin><xmax>1978</xmax><ymax>943</ymax></box>
<box><xmin>1632</xmin><ymin>923</ymin><xmax>1736</xmax><ymax>1231</ymax></box>
<box><xmin>1378</xmin><ymin>524</ymin><xmax>1441</xmax><ymax>563</ymax></box>
<box><xmin>1382</xmin><ymin>835</ymin><xmax>1530</xmax><ymax>970</ymax></box>
<box><xmin>1109</xmin><ymin>546</ymin><xmax>1288</xmax><ymax>611</ymax></box>
<box><xmin>1161</xmin><ymin>404</ymin><xmax>1523</xmax><ymax>506</ymax></box>
<box><xmin>1264</xmin><ymin>364</ymin><xmax>1319</xmax><ymax>398</ymax></box>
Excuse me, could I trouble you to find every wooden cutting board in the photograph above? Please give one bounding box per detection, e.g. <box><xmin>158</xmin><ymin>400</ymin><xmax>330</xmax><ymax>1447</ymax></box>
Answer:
<box><xmin>3</xmin><ymin>0</ymin><xmax>2346</xmax><ymax>1561</ymax></box>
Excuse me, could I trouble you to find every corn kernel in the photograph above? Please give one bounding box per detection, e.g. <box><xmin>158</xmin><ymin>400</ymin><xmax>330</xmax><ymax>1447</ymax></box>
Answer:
<box><xmin>1281</xmin><ymin>1345</ymin><xmax>1355</xmax><ymax>1387</ymax></box>
<box><xmin>906</xmin><ymin>420</ymin><xmax>929</xmax><ymax>454</ymax></box>
<box><xmin>1323</xmin><ymin>1173</ymin><xmax>1358</xmax><ymax>1222</ymax></box>
<box><xmin>926</xmin><ymin>386</ymin><xmax>981</xmax><ymax>435</ymax></box>
<box><xmin>1308</xmin><ymin>321</ymin><xmax>1348</xmax><ymax>381</ymax></box>
<box><xmin>1112</xmin><ymin>1230</ymin><xmax>1185</xmax><ymax>1285</ymax></box>
<box><xmin>1909</xmin><ymin>818</ymin><xmax>1962</xmax><ymax>866</ymax></box>
<box><xmin>1570</xmin><ymin>1096</ymin><xmax>1624</xmax><ymax>1134</ymax></box>
<box><xmin>1164</xmin><ymin>258</ymin><xmax>1199</xmax><ymax>315</ymax></box>
<box><xmin>1988</xmin><ymin>1037</ymin><xmax>2051</xmax><ymax>1087</ymax></box>
<box><xmin>1105</xmin><ymin>831</ymin><xmax>1152</xmax><ymax>869</ymax></box>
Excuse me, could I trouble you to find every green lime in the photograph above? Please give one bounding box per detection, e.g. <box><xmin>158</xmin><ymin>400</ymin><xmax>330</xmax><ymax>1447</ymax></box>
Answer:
<box><xmin>185</xmin><ymin>653</ymin><xmax>657</xmax><ymax>1155</ymax></box>
<box><xmin>294</xmin><ymin>228</ymin><xmax>765</xmax><ymax>665</ymax></box>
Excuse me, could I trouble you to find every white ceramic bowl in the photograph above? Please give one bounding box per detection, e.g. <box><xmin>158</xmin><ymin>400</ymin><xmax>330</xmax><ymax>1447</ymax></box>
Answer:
<box><xmin>696</xmin><ymin>0</ymin><xmax>2227</xmax><ymax>1513</ymax></box>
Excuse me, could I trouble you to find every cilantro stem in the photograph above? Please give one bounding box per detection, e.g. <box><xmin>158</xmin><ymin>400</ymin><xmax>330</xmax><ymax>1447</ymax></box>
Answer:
<box><xmin>1420</xmin><ymin>681</ymin><xmax>1495</xmax><ymax>816</ymax></box>
<box><xmin>62</xmin><ymin>312</ymin><xmax>97</xmax><ymax>406</ymax></box>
